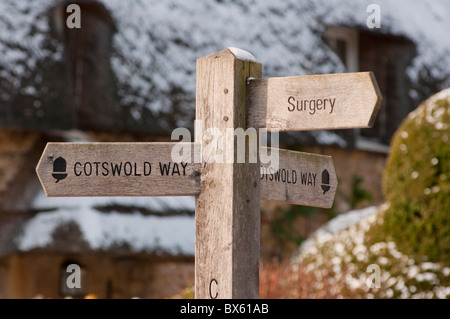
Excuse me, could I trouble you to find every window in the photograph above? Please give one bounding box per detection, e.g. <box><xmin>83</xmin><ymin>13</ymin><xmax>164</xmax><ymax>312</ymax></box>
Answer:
<box><xmin>326</xmin><ymin>28</ymin><xmax>416</xmax><ymax>146</ymax></box>
<box><xmin>326</xmin><ymin>27</ymin><xmax>359</xmax><ymax>72</ymax></box>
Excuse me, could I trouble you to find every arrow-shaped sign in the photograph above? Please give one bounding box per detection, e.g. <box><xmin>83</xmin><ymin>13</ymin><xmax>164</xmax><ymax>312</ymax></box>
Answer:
<box><xmin>36</xmin><ymin>142</ymin><xmax>201</xmax><ymax>197</ymax></box>
<box><xmin>36</xmin><ymin>143</ymin><xmax>336</xmax><ymax>207</ymax></box>
<box><xmin>247</xmin><ymin>71</ymin><xmax>382</xmax><ymax>131</ymax></box>
<box><xmin>260</xmin><ymin>147</ymin><xmax>337</xmax><ymax>208</ymax></box>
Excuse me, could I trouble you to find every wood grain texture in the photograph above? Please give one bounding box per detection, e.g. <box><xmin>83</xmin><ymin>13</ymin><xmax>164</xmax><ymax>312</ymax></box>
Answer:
<box><xmin>36</xmin><ymin>142</ymin><xmax>336</xmax><ymax>207</ymax></box>
<box><xmin>247</xmin><ymin>72</ymin><xmax>382</xmax><ymax>131</ymax></box>
<box><xmin>260</xmin><ymin>147</ymin><xmax>337</xmax><ymax>208</ymax></box>
<box><xmin>195</xmin><ymin>49</ymin><xmax>262</xmax><ymax>299</ymax></box>
<box><xmin>36</xmin><ymin>142</ymin><xmax>201</xmax><ymax>197</ymax></box>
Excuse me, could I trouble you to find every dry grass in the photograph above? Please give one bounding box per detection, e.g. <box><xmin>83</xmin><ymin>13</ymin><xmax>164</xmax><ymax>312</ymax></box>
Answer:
<box><xmin>259</xmin><ymin>261</ymin><xmax>362</xmax><ymax>299</ymax></box>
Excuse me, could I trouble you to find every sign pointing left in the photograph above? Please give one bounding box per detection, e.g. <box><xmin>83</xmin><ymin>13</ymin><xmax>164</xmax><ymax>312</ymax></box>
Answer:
<box><xmin>36</xmin><ymin>142</ymin><xmax>201</xmax><ymax>197</ymax></box>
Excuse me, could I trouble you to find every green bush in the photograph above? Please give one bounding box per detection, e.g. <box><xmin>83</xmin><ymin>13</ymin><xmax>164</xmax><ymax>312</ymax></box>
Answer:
<box><xmin>293</xmin><ymin>89</ymin><xmax>450</xmax><ymax>299</ymax></box>
<box><xmin>380</xmin><ymin>88</ymin><xmax>450</xmax><ymax>264</ymax></box>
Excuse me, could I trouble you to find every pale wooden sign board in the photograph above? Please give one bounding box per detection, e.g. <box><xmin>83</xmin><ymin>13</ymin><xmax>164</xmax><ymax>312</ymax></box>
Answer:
<box><xmin>247</xmin><ymin>72</ymin><xmax>382</xmax><ymax>131</ymax></box>
<box><xmin>36</xmin><ymin>142</ymin><xmax>201</xmax><ymax>197</ymax></box>
<box><xmin>37</xmin><ymin>142</ymin><xmax>337</xmax><ymax>209</ymax></box>
<box><xmin>260</xmin><ymin>147</ymin><xmax>337</xmax><ymax>208</ymax></box>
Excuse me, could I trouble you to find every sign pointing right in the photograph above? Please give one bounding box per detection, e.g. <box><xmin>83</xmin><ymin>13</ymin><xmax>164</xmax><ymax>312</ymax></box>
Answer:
<box><xmin>247</xmin><ymin>71</ymin><xmax>382</xmax><ymax>131</ymax></box>
<box><xmin>261</xmin><ymin>148</ymin><xmax>337</xmax><ymax>208</ymax></box>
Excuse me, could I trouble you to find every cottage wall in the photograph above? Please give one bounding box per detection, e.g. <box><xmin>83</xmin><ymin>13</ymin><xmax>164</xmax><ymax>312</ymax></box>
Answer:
<box><xmin>260</xmin><ymin>145</ymin><xmax>387</xmax><ymax>260</ymax></box>
<box><xmin>0</xmin><ymin>253</ymin><xmax>194</xmax><ymax>299</ymax></box>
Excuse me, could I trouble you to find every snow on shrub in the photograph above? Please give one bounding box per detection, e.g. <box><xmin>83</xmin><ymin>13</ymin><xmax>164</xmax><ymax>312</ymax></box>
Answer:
<box><xmin>378</xmin><ymin>88</ymin><xmax>450</xmax><ymax>264</ymax></box>
<box><xmin>293</xmin><ymin>88</ymin><xmax>450</xmax><ymax>299</ymax></box>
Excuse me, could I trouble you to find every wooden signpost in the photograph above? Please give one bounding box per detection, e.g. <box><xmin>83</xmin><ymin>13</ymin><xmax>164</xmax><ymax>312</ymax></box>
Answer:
<box><xmin>194</xmin><ymin>49</ymin><xmax>262</xmax><ymax>299</ymax></box>
<box><xmin>36</xmin><ymin>47</ymin><xmax>381</xmax><ymax>299</ymax></box>
<box><xmin>37</xmin><ymin>143</ymin><xmax>336</xmax><ymax>208</ymax></box>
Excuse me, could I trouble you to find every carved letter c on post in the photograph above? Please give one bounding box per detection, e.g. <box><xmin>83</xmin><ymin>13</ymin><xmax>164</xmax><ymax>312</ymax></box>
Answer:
<box><xmin>209</xmin><ymin>278</ymin><xmax>218</xmax><ymax>299</ymax></box>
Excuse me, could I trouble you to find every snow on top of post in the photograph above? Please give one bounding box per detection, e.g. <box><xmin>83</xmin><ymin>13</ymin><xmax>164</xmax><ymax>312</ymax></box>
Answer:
<box><xmin>228</xmin><ymin>47</ymin><xmax>259</xmax><ymax>63</ymax></box>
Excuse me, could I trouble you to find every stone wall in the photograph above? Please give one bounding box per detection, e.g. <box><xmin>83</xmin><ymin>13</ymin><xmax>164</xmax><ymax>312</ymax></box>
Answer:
<box><xmin>0</xmin><ymin>253</ymin><xmax>194</xmax><ymax>299</ymax></box>
<box><xmin>260</xmin><ymin>144</ymin><xmax>388</xmax><ymax>261</ymax></box>
<box><xmin>0</xmin><ymin>129</ymin><xmax>387</xmax><ymax>295</ymax></box>
<box><xmin>0</xmin><ymin>129</ymin><xmax>45</xmax><ymax>215</ymax></box>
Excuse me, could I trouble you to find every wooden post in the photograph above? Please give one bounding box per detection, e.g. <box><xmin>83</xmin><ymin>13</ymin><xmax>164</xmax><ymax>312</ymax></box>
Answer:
<box><xmin>195</xmin><ymin>48</ymin><xmax>262</xmax><ymax>299</ymax></box>
<box><xmin>34</xmin><ymin>46</ymin><xmax>380</xmax><ymax>300</ymax></box>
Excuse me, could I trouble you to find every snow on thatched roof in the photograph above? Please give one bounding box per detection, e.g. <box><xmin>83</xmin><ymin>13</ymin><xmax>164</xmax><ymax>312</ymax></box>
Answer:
<box><xmin>1</xmin><ymin>0</ymin><xmax>449</xmax><ymax>128</ymax></box>
<box><xmin>6</xmin><ymin>191</ymin><xmax>195</xmax><ymax>256</ymax></box>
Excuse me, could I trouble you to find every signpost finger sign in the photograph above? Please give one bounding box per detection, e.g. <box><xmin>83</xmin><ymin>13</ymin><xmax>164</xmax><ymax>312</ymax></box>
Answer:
<box><xmin>37</xmin><ymin>143</ymin><xmax>337</xmax><ymax>207</ymax></box>
<box><xmin>247</xmin><ymin>72</ymin><xmax>382</xmax><ymax>131</ymax></box>
<box><xmin>36</xmin><ymin>142</ymin><xmax>201</xmax><ymax>197</ymax></box>
<box><xmin>260</xmin><ymin>147</ymin><xmax>337</xmax><ymax>208</ymax></box>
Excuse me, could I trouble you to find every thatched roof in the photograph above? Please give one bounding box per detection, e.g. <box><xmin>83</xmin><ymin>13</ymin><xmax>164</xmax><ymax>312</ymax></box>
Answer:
<box><xmin>2</xmin><ymin>0</ymin><xmax>449</xmax><ymax>145</ymax></box>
